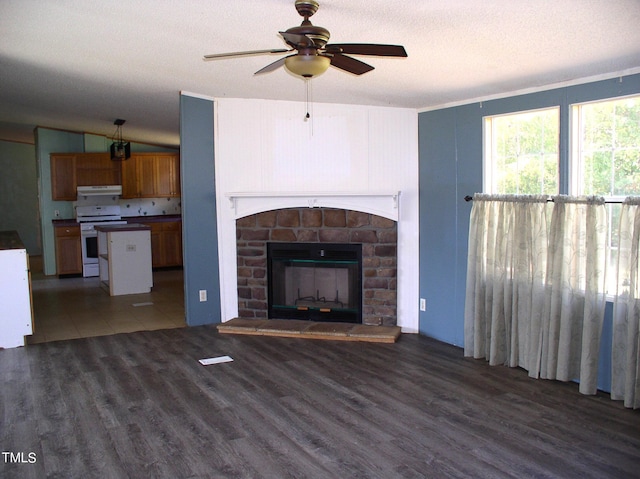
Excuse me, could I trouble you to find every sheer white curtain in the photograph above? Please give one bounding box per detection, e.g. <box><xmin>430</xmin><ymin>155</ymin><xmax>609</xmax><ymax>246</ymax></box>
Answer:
<box><xmin>612</xmin><ymin>198</ymin><xmax>640</xmax><ymax>409</ymax></box>
<box><xmin>465</xmin><ymin>194</ymin><xmax>608</xmax><ymax>396</ymax></box>
<box><xmin>537</xmin><ymin>195</ymin><xmax>608</xmax><ymax>395</ymax></box>
<box><xmin>464</xmin><ymin>194</ymin><xmax>549</xmax><ymax>372</ymax></box>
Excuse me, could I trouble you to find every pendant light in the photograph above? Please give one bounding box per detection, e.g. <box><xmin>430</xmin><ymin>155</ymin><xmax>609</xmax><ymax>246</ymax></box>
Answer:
<box><xmin>110</xmin><ymin>119</ymin><xmax>131</xmax><ymax>161</ymax></box>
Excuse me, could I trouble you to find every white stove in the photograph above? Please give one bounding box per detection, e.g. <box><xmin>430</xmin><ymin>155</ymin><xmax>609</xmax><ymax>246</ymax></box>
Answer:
<box><xmin>76</xmin><ymin>204</ymin><xmax>127</xmax><ymax>277</ymax></box>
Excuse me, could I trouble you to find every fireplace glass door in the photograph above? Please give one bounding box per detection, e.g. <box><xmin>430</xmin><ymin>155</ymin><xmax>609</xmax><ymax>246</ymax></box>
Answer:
<box><xmin>267</xmin><ymin>243</ymin><xmax>362</xmax><ymax>323</ymax></box>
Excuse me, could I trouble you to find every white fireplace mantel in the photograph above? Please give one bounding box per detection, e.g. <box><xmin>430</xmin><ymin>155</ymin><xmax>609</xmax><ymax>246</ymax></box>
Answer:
<box><xmin>226</xmin><ymin>191</ymin><xmax>401</xmax><ymax>221</ymax></box>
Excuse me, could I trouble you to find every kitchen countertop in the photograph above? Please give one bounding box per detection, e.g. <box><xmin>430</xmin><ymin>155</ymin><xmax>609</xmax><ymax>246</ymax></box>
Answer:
<box><xmin>0</xmin><ymin>231</ymin><xmax>25</xmax><ymax>251</ymax></box>
<box><xmin>52</xmin><ymin>218</ymin><xmax>80</xmax><ymax>227</ymax></box>
<box><xmin>53</xmin><ymin>214</ymin><xmax>181</xmax><ymax>226</ymax></box>
<box><xmin>95</xmin><ymin>223</ymin><xmax>151</xmax><ymax>232</ymax></box>
<box><xmin>125</xmin><ymin>215</ymin><xmax>181</xmax><ymax>223</ymax></box>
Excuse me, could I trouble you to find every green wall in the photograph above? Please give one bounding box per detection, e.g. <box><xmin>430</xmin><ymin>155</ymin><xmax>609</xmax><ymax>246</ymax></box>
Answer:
<box><xmin>35</xmin><ymin>128</ymin><xmax>85</xmax><ymax>274</ymax></box>
<box><xmin>0</xmin><ymin>140</ymin><xmax>40</xmax><ymax>254</ymax></box>
<box><xmin>34</xmin><ymin>127</ymin><xmax>179</xmax><ymax>275</ymax></box>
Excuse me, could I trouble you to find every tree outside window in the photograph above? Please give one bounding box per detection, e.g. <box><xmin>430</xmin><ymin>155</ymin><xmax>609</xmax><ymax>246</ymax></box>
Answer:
<box><xmin>484</xmin><ymin>108</ymin><xmax>559</xmax><ymax>195</ymax></box>
<box><xmin>574</xmin><ymin>96</ymin><xmax>640</xmax><ymax>198</ymax></box>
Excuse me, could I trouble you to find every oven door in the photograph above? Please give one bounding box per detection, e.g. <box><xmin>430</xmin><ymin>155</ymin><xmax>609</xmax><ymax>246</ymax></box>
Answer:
<box><xmin>80</xmin><ymin>227</ymin><xmax>99</xmax><ymax>277</ymax></box>
<box><xmin>82</xmin><ymin>233</ymin><xmax>98</xmax><ymax>262</ymax></box>
<box><xmin>79</xmin><ymin>221</ymin><xmax>128</xmax><ymax>277</ymax></box>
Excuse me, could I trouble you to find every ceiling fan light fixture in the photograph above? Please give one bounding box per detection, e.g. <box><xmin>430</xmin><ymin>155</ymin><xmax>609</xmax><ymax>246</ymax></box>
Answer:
<box><xmin>284</xmin><ymin>54</ymin><xmax>330</xmax><ymax>78</ymax></box>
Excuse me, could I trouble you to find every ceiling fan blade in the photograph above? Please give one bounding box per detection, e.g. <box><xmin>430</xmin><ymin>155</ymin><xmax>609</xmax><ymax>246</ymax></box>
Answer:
<box><xmin>204</xmin><ymin>49</ymin><xmax>289</xmax><ymax>60</ymax></box>
<box><xmin>325</xmin><ymin>44</ymin><xmax>407</xmax><ymax>57</ymax></box>
<box><xmin>254</xmin><ymin>56</ymin><xmax>291</xmax><ymax>75</ymax></box>
<box><xmin>279</xmin><ymin>31</ymin><xmax>314</xmax><ymax>48</ymax></box>
<box><xmin>329</xmin><ymin>54</ymin><xmax>374</xmax><ymax>75</ymax></box>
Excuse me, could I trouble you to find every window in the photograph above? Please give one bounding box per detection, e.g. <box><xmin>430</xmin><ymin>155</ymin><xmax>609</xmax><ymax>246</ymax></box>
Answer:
<box><xmin>483</xmin><ymin>96</ymin><xmax>640</xmax><ymax>295</ymax></box>
<box><xmin>572</xmin><ymin>95</ymin><xmax>640</xmax><ymax>294</ymax></box>
<box><xmin>571</xmin><ymin>95</ymin><xmax>640</xmax><ymax>198</ymax></box>
<box><xmin>484</xmin><ymin>108</ymin><xmax>560</xmax><ymax>195</ymax></box>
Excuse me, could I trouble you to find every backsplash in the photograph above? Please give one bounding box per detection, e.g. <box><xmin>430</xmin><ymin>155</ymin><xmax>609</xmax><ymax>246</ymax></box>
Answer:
<box><xmin>75</xmin><ymin>195</ymin><xmax>181</xmax><ymax>217</ymax></box>
<box><xmin>119</xmin><ymin>197</ymin><xmax>181</xmax><ymax>217</ymax></box>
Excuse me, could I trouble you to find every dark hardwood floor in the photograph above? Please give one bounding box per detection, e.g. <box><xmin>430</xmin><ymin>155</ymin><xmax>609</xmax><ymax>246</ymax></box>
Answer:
<box><xmin>1</xmin><ymin>327</ymin><xmax>639</xmax><ymax>478</ymax></box>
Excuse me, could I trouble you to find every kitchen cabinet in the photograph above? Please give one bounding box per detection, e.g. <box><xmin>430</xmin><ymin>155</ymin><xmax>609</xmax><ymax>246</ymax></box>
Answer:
<box><xmin>154</xmin><ymin>154</ymin><xmax>180</xmax><ymax>197</ymax></box>
<box><xmin>76</xmin><ymin>153</ymin><xmax>121</xmax><ymax>187</ymax></box>
<box><xmin>54</xmin><ymin>224</ymin><xmax>82</xmax><ymax>276</ymax></box>
<box><xmin>51</xmin><ymin>154</ymin><xmax>77</xmax><ymax>200</ymax></box>
<box><xmin>121</xmin><ymin>153</ymin><xmax>180</xmax><ymax>199</ymax></box>
<box><xmin>149</xmin><ymin>220</ymin><xmax>182</xmax><ymax>268</ymax></box>
<box><xmin>51</xmin><ymin>153</ymin><xmax>121</xmax><ymax>200</ymax></box>
<box><xmin>0</xmin><ymin>231</ymin><xmax>33</xmax><ymax>348</ymax></box>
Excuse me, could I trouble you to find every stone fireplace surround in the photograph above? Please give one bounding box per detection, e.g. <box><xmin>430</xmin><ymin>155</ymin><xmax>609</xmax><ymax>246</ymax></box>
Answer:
<box><xmin>236</xmin><ymin>207</ymin><xmax>398</xmax><ymax>326</ymax></box>
<box><xmin>218</xmin><ymin>190</ymin><xmax>418</xmax><ymax>333</ymax></box>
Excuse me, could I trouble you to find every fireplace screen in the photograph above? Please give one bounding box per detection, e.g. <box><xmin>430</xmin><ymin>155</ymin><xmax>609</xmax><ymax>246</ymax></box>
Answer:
<box><xmin>267</xmin><ymin>243</ymin><xmax>362</xmax><ymax>323</ymax></box>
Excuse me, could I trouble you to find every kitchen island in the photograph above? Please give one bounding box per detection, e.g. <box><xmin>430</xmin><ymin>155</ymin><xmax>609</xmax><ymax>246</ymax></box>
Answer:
<box><xmin>96</xmin><ymin>224</ymin><xmax>152</xmax><ymax>296</ymax></box>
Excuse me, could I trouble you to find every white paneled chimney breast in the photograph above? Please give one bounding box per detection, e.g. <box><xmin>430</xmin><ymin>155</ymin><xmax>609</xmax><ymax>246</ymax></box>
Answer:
<box><xmin>215</xmin><ymin>98</ymin><xmax>419</xmax><ymax>333</ymax></box>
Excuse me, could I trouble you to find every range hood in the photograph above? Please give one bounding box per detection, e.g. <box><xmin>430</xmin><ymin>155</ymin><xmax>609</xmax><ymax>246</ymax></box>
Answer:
<box><xmin>77</xmin><ymin>185</ymin><xmax>122</xmax><ymax>197</ymax></box>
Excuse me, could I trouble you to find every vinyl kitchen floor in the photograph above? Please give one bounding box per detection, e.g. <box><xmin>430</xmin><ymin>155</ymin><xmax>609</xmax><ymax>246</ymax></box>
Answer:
<box><xmin>28</xmin><ymin>267</ymin><xmax>185</xmax><ymax>344</ymax></box>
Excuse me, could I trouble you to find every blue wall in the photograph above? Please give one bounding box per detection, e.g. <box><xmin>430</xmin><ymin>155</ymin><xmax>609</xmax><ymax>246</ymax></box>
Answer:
<box><xmin>179</xmin><ymin>93</ymin><xmax>221</xmax><ymax>326</ymax></box>
<box><xmin>418</xmin><ymin>73</ymin><xmax>640</xmax><ymax>391</ymax></box>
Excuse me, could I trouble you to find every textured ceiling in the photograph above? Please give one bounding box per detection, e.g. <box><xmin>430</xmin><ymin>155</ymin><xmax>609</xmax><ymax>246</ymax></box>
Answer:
<box><xmin>1</xmin><ymin>0</ymin><xmax>639</xmax><ymax>147</ymax></box>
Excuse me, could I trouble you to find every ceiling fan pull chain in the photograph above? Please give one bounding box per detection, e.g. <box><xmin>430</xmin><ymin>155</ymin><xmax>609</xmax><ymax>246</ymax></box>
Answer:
<box><xmin>305</xmin><ymin>78</ymin><xmax>311</xmax><ymax>120</ymax></box>
<box><xmin>305</xmin><ymin>78</ymin><xmax>315</xmax><ymax>134</ymax></box>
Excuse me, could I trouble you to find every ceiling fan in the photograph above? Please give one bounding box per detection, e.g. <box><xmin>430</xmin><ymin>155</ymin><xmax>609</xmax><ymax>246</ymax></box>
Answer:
<box><xmin>203</xmin><ymin>0</ymin><xmax>407</xmax><ymax>79</ymax></box>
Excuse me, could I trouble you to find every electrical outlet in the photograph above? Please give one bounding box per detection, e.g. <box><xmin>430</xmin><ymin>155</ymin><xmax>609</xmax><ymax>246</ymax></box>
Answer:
<box><xmin>420</xmin><ymin>298</ymin><xmax>426</xmax><ymax>311</ymax></box>
<box><xmin>199</xmin><ymin>290</ymin><xmax>207</xmax><ymax>302</ymax></box>
<box><xmin>54</xmin><ymin>210</ymin><xmax>60</xmax><ymax>217</ymax></box>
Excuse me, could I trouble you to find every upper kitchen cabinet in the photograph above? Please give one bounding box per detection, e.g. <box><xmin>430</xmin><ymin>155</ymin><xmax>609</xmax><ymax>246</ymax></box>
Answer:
<box><xmin>122</xmin><ymin>154</ymin><xmax>154</xmax><ymax>198</ymax></box>
<box><xmin>154</xmin><ymin>154</ymin><xmax>181</xmax><ymax>197</ymax></box>
<box><xmin>76</xmin><ymin>153</ymin><xmax>121</xmax><ymax>187</ymax></box>
<box><xmin>51</xmin><ymin>154</ymin><xmax>77</xmax><ymax>200</ymax></box>
<box><xmin>50</xmin><ymin>153</ymin><xmax>122</xmax><ymax>200</ymax></box>
<box><xmin>121</xmin><ymin>153</ymin><xmax>180</xmax><ymax>199</ymax></box>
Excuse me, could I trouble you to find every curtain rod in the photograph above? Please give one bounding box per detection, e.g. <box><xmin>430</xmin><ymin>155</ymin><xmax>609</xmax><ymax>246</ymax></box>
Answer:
<box><xmin>463</xmin><ymin>195</ymin><xmax>625</xmax><ymax>204</ymax></box>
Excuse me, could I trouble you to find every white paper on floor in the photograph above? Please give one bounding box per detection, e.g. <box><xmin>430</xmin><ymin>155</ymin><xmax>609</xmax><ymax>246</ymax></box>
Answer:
<box><xmin>199</xmin><ymin>355</ymin><xmax>234</xmax><ymax>366</ymax></box>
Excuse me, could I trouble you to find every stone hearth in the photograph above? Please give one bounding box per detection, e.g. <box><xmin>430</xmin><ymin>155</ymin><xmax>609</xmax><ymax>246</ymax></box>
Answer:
<box><xmin>236</xmin><ymin>207</ymin><xmax>397</xmax><ymax>326</ymax></box>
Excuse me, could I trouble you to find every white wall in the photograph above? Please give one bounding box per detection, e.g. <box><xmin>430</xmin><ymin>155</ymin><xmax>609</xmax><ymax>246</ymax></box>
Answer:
<box><xmin>215</xmin><ymin>98</ymin><xmax>419</xmax><ymax>332</ymax></box>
